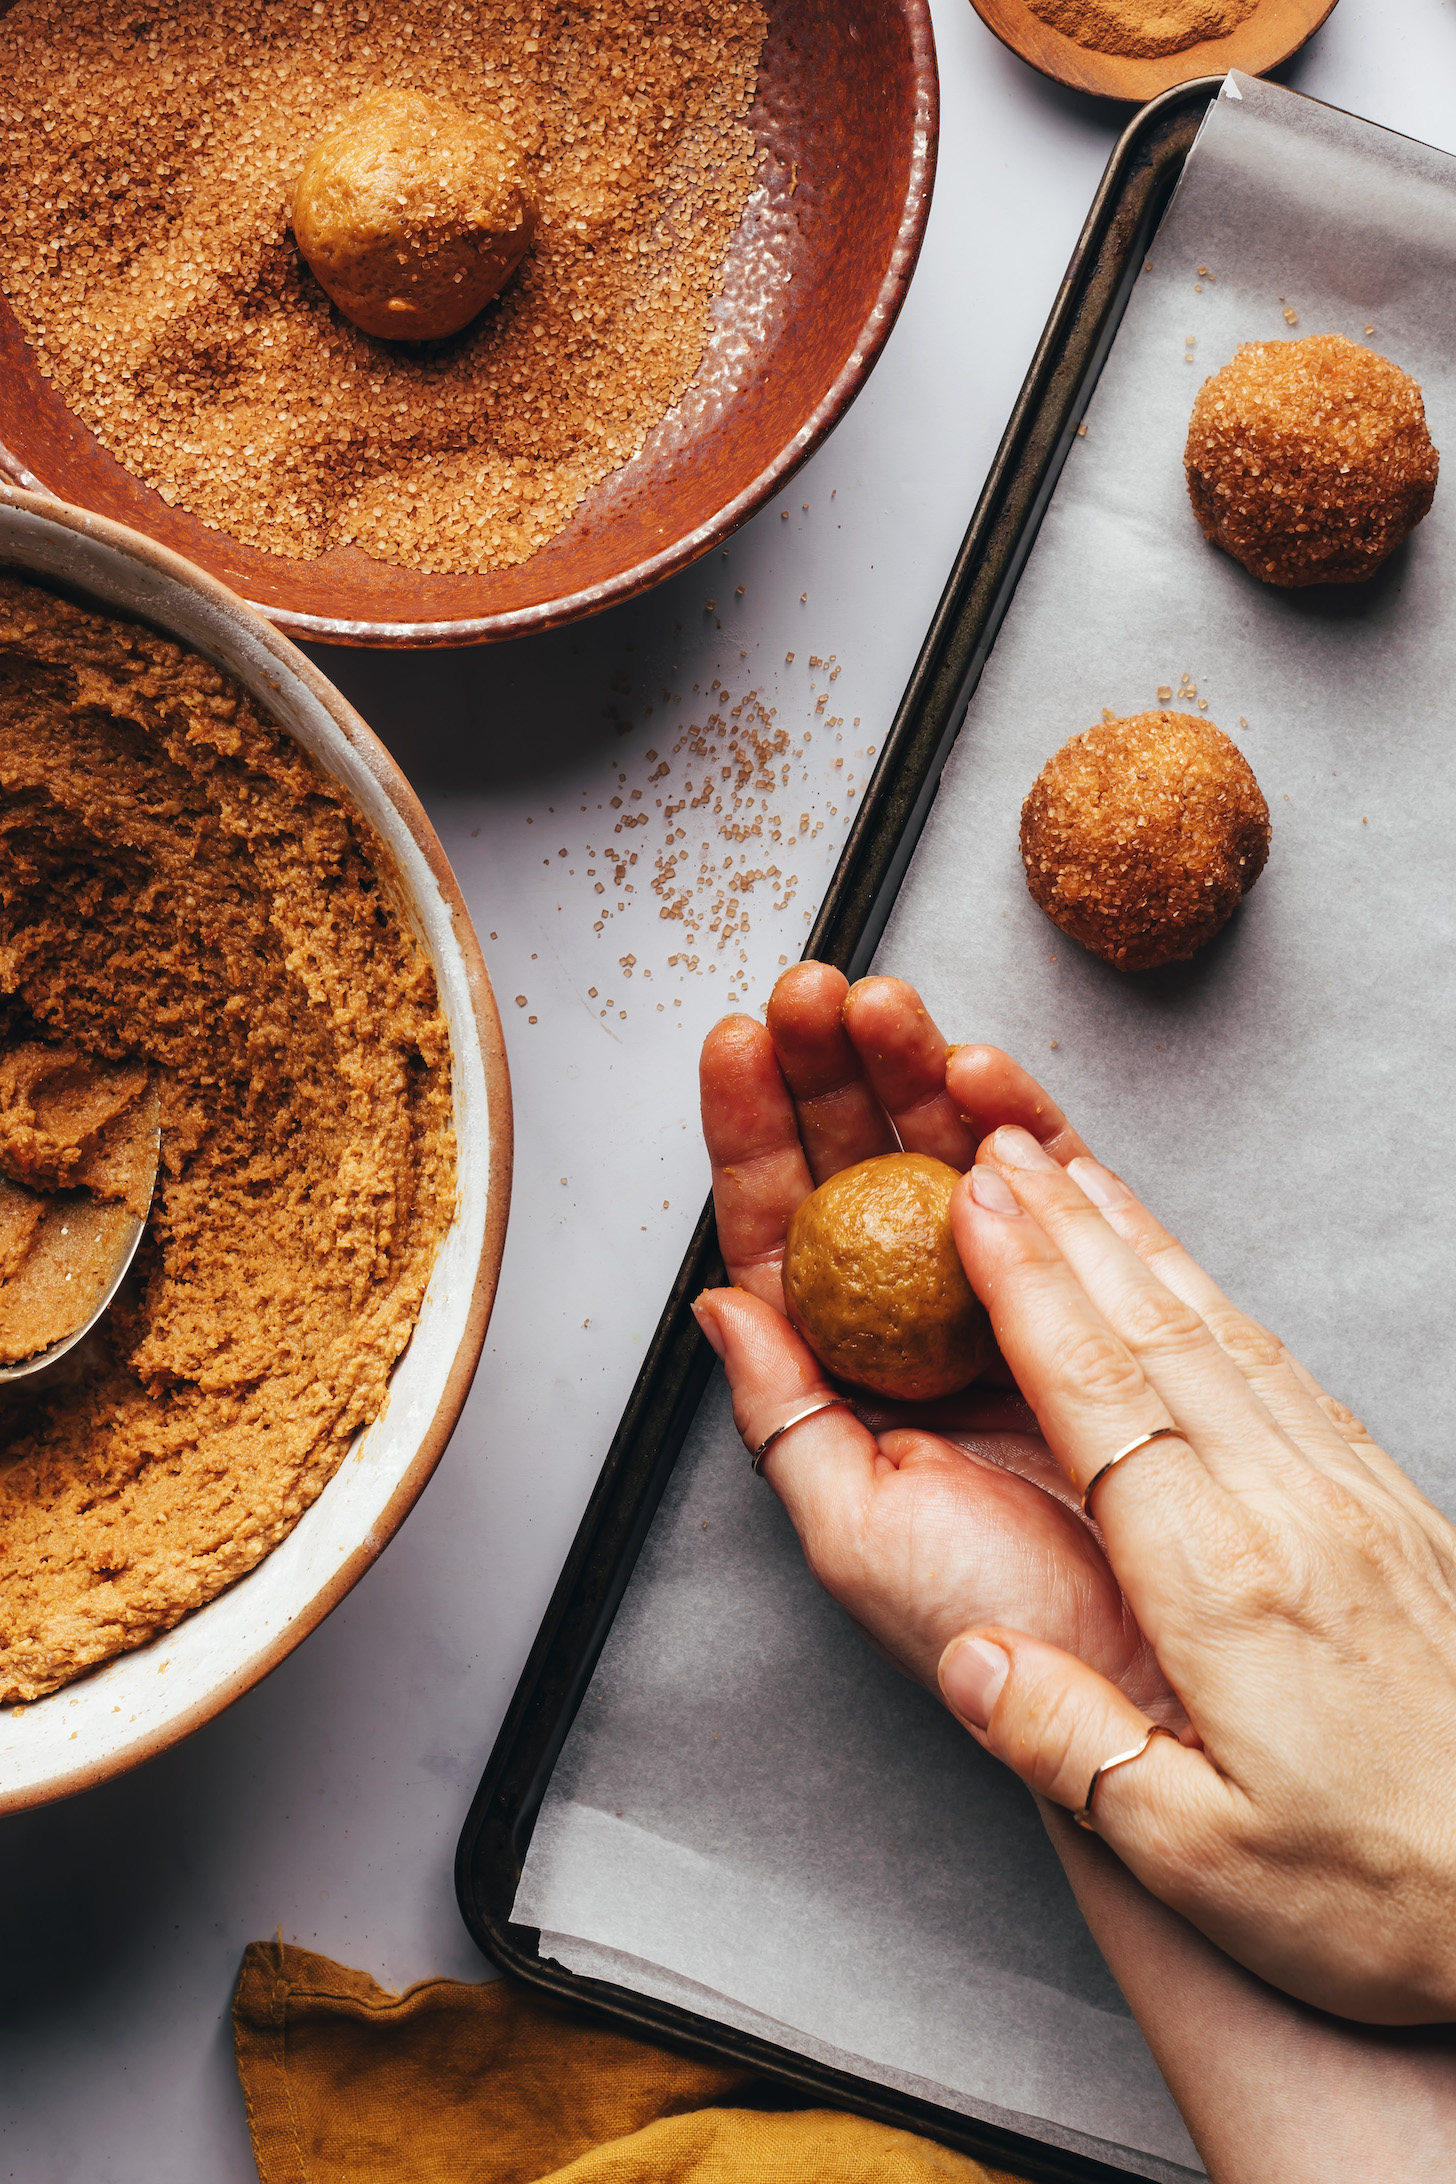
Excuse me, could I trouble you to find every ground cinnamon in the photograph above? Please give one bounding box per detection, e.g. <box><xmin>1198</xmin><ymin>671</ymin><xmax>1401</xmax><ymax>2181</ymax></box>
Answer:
<box><xmin>1027</xmin><ymin>0</ymin><xmax>1258</xmax><ymax>59</ymax></box>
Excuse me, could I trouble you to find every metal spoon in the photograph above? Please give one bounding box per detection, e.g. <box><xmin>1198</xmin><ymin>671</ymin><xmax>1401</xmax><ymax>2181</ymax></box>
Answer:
<box><xmin>0</xmin><ymin>1082</ymin><xmax>161</xmax><ymax>1383</ymax></box>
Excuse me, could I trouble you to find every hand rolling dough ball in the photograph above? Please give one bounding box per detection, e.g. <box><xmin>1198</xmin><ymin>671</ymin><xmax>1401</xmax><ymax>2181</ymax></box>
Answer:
<box><xmin>292</xmin><ymin>90</ymin><xmax>537</xmax><ymax>342</ymax></box>
<box><xmin>1185</xmin><ymin>334</ymin><xmax>1438</xmax><ymax>586</ymax></box>
<box><xmin>782</xmin><ymin>1152</ymin><xmax>994</xmax><ymax>1403</ymax></box>
<box><xmin>1020</xmin><ymin>711</ymin><xmax>1270</xmax><ymax>972</ymax></box>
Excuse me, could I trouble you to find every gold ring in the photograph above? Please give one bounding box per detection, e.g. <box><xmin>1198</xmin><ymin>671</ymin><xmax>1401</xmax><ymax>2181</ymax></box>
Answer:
<box><xmin>752</xmin><ymin>1394</ymin><xmax>854</xmax><ymax>1475</ymax></box>
<box><xmin>1081</xmin><ymin>1425</ymin><xmax>1183</xmax><ymax>1514</ymax></box>
<box><xmin>1074</xmin><ymin>1721</ymin><xmax>1178</xmax><ymax>1830</ymax></box>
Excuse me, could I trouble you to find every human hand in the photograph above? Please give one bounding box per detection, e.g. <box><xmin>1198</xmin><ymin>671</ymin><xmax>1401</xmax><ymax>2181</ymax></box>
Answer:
<box><xmin>936</xmin><ymin>1122</ymin><xmax>1456</xmax><ymax>2025</ymax></box>
<box><xmin>693</xmin><ymin>963</ymin><xmax>1173</xmax><ymax>1719</ymax></box>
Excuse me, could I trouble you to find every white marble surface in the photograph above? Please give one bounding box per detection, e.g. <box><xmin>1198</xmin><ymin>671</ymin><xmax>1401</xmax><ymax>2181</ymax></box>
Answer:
<box><xmin>2</xmin><ymin>2</ymin><xmax>1453</xmax><ymax>2175</ymax></box>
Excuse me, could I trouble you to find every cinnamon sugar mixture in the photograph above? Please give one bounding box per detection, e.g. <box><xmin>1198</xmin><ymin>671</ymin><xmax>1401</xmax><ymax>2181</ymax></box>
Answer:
<box><xmin>0</xmin><ymin>576</ymin><xmax>454</xmax><ymax>1701</ymax></box>
<box><xmin>0</xmin><ymin>0</ymin><xmax>768</xmax><ymax>574</ymax></box>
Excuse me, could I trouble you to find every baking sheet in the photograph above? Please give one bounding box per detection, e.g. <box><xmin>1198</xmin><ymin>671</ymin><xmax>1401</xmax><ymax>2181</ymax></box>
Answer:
<box><xmin>515</xmin><ymin>74</ymin><xmax>1456</xmax><ymax>2177</ymax></box>
<box><xmin>520</xmin><ymin>1371</ymin><xmax>1198</xmax><ymax>2178</ymax></box>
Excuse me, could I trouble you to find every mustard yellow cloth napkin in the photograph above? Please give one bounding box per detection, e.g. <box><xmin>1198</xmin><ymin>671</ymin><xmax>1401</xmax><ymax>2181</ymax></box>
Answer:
<box><xmin>233</xmin><ymin>1941</ymin><xmax>1031</xmax><ymax>2184</ymax></box>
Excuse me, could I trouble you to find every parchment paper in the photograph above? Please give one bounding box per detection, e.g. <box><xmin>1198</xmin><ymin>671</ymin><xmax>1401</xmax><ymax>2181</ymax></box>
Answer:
<box><xmin>515</xmin><ymin>76</ymin><xmax>1456</xmax><ymax>2176</ymax></box>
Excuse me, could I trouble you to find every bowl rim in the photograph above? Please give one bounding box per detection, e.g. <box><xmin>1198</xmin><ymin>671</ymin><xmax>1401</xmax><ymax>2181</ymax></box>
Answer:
<box><xmin>0</xmin><ymin>0</ymin><xmax>939</xmax><ymax>649</ymax></box>
<box><xmin>0</xmin><ymin>481</ymin><xmax>514</xmax><ymax>1812</ymax></box>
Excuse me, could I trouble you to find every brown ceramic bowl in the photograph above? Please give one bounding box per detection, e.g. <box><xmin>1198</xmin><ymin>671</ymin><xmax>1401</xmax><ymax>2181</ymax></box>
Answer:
<box><xmin>0</xmin><ymin>484</ymin><xmax>513</xmax><ymax>1813</ymax></box>
<box><xmin>0</xmin><ymin>0</ymin><xmax>937</xmax><ymax>648</ymax></box>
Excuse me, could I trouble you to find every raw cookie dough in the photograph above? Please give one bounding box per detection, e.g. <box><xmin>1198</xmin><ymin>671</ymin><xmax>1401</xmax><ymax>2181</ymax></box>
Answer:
<box><xmin>292</xmin><ymin>89</ymin><xmax>538</xmax><ymax>340</ymax></box>
<box><xmin>0</xmin><ymin>575</ymin><xmax>455</xmax><ymax>1702</ymax></box>
<box><xmin>783</xmin><ymin>1153</ymin><xmax>994</xmax><ymax>1403</ymax></box>
<box><xmin>1185</xmin><ymin>334</ymin><xmax>1439</xmax><ymax>586</ymax></box>
<box><xmin>1020</xmin><ymin>711</ymin><xmax>1270</xmax><ymax>971</ymax></box>
<box><xmin>0</xmin><ymin>1046</ymin><xmax>157</xmax><ymax>1365</ymax></box>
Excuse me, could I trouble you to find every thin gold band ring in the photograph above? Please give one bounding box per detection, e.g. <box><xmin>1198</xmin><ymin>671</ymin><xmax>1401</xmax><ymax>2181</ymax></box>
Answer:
<box><xmin>751</xmin><ymin>1394</ymin><xmax>854</xmax><ymax>1475</ymax></box>
<box><xmin>1074</xmin><ymin>1721</ymin><xmax>1178</xmax><ymax>1830</ymax></box>
<box><xmin>1081</xmin><ymin>1425</ymin><xmax>1184</xmax><ymax>1515</ymax></box>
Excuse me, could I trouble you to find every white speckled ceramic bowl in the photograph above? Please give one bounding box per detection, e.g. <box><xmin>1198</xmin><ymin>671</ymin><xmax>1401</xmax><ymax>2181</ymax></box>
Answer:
<box><xmin>0</xmin><ymin>484</ymin><xmax>512</xmax><ymax>1812</ymax></box>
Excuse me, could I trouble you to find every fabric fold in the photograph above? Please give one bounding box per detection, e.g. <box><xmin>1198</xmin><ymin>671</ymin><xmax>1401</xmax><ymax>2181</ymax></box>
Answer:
<box><xmin>232</xmin><ymin>1942</ymin><xmax>1027</xmax><ymax>2184</ymax></box>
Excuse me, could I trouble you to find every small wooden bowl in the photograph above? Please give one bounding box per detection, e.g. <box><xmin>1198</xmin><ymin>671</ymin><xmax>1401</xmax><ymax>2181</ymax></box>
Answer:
<box><xmin>0</xmin><ymin>0</ymin><xmax>936</xmax><ymax>648</ymax></box>
<box><xmin>968</xmin><ymin>0</ymin><xmax>1339</xmax><ymax>102</ymax></box>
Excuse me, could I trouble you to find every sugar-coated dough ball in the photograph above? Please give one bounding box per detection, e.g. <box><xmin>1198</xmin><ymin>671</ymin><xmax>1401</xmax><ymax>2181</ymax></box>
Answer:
<box><xmin>1020</xmin><ymin>711</ymin><xmax>1270</xmax><ymax>972</ymax></box>
<box><xmin>292</xmin><ymin>90</ymin><xmax>537</xmax><ymax>342</ymax></box>
<box><xmin>1185</xmin><ymin>333</ymin><xmax>1438</xmax><ymax>587</ymax></box>
<box><xmin>782</xmin><ymin>1152</ymin><xmax>994</xmax><ymax>1403</ymax></box>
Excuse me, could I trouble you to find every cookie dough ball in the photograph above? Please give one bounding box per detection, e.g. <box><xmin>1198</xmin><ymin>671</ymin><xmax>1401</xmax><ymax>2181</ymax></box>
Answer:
<box><xmin>1185</xmin><ymin>334</ymin><xmax>1438</xmax><ymax>586</ymax></box>
<box><xmin>1020</xmin><ymin>712</ymin><xmax>1270</xmax><ymax>972</ymax></box>
<box><xmin>782</xmin><ymin>1152</ymin><xmax>994</xmax><ymax>1403</ymax></box>
<box><xmin>292</xmin><ymin>90</ymin><xmax>537</xmax><ymax>342</ymax></box>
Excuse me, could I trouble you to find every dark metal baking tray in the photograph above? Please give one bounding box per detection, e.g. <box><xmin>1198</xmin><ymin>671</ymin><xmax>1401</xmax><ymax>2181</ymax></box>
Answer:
<box><xmin>457</xmin><ymin>75</ymin><xmax>1220</xmax><ymax>2184</ymax></box>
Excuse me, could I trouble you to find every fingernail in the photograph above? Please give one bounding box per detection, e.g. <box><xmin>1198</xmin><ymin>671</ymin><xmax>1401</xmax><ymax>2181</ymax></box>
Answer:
<box><xmin>692</xmin><ymin>1294</ymin><xmax>726</xmax><ymax>1357</ymax></box>
<box><xmin>1068</xmin><ymin>1157</ymin><xmax>1129</xmax><ymax>1210</ymax></box>
<box><xmin>992</xmin><ymin>1125</ymin><xmax>1058</xmax><ymax>1172</ymax></box>
<box><xmin>970</xmin><ymin>1165</ymin><xmax>1022</xmax><ymax>1216</ymax></box>
<box><xmin>939</xmin><ymin>1637</ymin><xmax>1009</xmax><ymax>1730</ymax></box>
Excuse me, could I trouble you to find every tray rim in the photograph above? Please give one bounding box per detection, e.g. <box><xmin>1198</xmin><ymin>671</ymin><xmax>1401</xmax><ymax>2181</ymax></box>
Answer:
<box><xmin>454</xmin><ymin>72</ymin><xmax>1225</xmax><ymax>2184</ymax></box>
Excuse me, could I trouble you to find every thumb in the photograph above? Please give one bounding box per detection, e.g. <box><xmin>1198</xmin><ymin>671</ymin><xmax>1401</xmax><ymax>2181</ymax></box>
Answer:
<box><xmin>938</xmin><ymin>1625</ymin><xmax>1216</xmax><ymax>1852</ymax></box>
